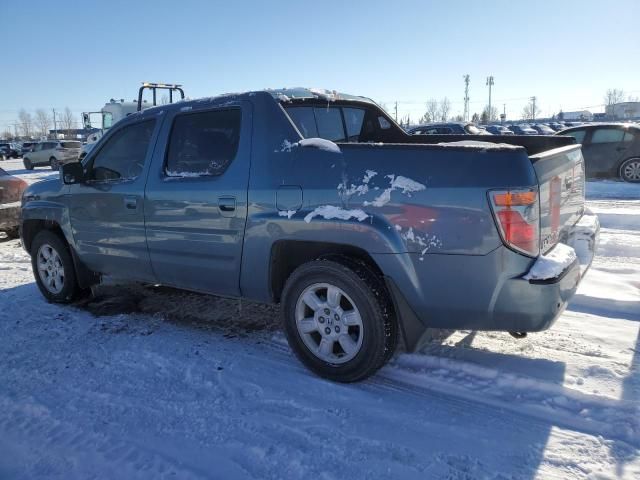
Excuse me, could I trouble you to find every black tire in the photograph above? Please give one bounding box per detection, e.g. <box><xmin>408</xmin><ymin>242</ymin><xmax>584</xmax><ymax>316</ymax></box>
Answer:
<box><xmin>4</xmin><ymin>227</ymin><xmax>19</xmax><ymax>239</ymax></box>
<box><xmin>30</xmin><ymin>230</ymin><xmax>81</xmax><ymax>303</ymax></box>
<box><xmin>23</xmin><ymin>158</ymin><xmax>33</xmax><ymax>170</ymax></box>
<box><xmin>281</xmin><ymin>259</ymin><xmax>397</xmax><ymax>382</ymax></box>
<box><xmin>49</xmin><ymin>157</ymin><xmax>58</xmax><ymax>170</ymax></box>
<box><xmin>619</xmin><ymin>158</ymin><xmax>640</xmax><ymax>183</ymax></box>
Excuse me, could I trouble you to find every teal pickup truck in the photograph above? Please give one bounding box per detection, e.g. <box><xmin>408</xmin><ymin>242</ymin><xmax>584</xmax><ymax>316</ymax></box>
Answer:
<box><xmin>20</xmin><ymin>88</ymin><xmax>599</xmax><ymax>381</ymax></box>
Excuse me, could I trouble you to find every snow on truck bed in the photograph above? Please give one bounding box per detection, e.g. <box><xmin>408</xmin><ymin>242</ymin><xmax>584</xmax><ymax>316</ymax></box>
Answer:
<box><xmin>0</xmin><ymin>156</ymin><xmax>639</xmax><ymax>479</ymax></box>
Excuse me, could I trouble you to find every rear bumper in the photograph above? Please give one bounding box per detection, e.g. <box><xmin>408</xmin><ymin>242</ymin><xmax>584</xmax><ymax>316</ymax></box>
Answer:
<box><xmin>0</xmin><ymin>201</ymin><xmax>21</xmax><ymax>230</ymax></box>
<box><xmin>377</xmin><ymin>210</ymin><xmax>600</xmax><ymax>349</ymax></box>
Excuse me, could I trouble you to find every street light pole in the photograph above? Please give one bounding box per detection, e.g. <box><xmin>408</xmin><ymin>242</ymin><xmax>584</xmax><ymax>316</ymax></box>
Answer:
<box><xmin>486</xmin><ymin>76</ymin><xmax>494</xmax><ymax>122</ymax></box>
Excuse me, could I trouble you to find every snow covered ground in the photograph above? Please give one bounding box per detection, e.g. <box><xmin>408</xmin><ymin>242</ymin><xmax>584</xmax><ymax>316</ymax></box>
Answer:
<box><xmin>0</xmin><ymin>157</ymin><xmax>638</xmax><ymax>479</ymax></box>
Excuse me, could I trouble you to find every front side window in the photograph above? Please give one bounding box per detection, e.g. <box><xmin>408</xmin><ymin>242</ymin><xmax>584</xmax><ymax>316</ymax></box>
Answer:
<box><xmin>591</xmin><ymin>128</ymin><xmax>624</xmax><ymax>144</ymax></box>
<box><xmin>90</xmin><ymin>119</ymin><xmax>156</xmax><ymax>181</ymax></box>
<box><xmin>623</xmin><ymin>131</ymin><xmax>636</xmax><ymax>143</ymax></box>
<box><xmin>165</xmin><ymin>109</ymin><xmax>241</xmax><ymax>177</ymax></box>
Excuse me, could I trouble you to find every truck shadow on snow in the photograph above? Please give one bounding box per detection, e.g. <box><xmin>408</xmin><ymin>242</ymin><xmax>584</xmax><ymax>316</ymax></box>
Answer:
<box><xmin>75</xmin><ymin>283</ymin><xmax>281</xmax><ymax>337</ymax></box>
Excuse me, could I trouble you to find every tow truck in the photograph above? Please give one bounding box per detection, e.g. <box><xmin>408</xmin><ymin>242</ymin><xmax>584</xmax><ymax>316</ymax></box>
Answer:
<box><xmin>80</xmin><ymin>82</ymin><xmax>185</xmax><ymax>159</ymax></box>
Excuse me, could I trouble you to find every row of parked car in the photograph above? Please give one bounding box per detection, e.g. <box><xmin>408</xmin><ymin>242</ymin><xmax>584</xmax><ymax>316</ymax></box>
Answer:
<box><xmin>407</xmin><ymin>121</ymin><xmax>640</xmax><ymax>183</ymax></box>
<box><xmin>0</xmin><ymin>140</ymin><xmax>82</xmax><ymax>170</ymax></box>
<box><xmin>407</xmin><ymin>121</ymin><xmax>587</xmax><ymax>136</ymax></box>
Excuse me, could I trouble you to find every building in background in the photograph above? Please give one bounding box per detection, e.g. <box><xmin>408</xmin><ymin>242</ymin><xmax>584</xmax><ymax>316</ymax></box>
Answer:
<box><xmin>605</xmin><ymin>101</ymin><xmax>640</xmax><ymax>120</ymax></box>
<box><xmin>561</xmin><ymin>110</ymin><xmax>593</xmax><ymax>121</ymax></box>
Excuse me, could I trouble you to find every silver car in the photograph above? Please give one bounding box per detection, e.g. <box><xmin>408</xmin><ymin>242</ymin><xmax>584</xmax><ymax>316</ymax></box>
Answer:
<box><xmin>22</xmin><ymin>140</ymin><xmax>82</xmax><ymax>170</ymax></box>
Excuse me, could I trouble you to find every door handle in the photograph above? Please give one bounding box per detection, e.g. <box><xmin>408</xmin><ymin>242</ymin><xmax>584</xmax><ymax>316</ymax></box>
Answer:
<box><xmin>124</xmin><ymin>196</ymin><xmax>138</xmax><ymax>210</ymax></box>
<box><xmin>218</xmin><ymin>196</ymin><xmax>236</xmax><ymax>216</ymax></box>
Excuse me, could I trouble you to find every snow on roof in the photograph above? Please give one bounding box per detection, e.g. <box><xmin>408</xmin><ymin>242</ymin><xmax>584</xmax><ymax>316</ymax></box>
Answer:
<box><xmin>436</xmin><ymin>140</ymin><xmax>522</xmax><ymax>150</ymax></box>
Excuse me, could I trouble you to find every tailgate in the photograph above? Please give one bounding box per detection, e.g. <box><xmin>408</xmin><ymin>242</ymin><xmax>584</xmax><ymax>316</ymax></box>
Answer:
<box><xmin>530</xmin><ymin>144</ymin><xmax>585</xmax><ymax>253</ymax></box>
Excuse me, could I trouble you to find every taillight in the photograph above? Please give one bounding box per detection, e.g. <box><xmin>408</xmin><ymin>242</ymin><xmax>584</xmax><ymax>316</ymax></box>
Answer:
<box><xmin>489</xmin><ymin>188</ymin><xmax>539</xmax><ymax>257</ymax></box>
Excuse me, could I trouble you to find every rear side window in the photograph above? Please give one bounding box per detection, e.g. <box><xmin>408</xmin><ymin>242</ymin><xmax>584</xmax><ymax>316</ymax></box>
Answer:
<box><xmin>343</xmin><ymin>108</ymin><xmax>365</xmax><ymax>141</ymax></box>
<box><xmin>90</xmin><ymin>119</ymin><xmax>156</xmax><ymax>181</ymax></box>
<box><xmin>165</xmin><ymin>109</ymin><xmax>241</xmax><ymax>177</ymax></box>
<box><xmin>286</xmin><ymin>107</ymin><xmax>318</xmax><ymax>138</ymax></box>
<box><xmin>591</xmin><ymin>128</ymin><xmax>624</xmax><ymax>144</ymax></box>
<box><xmin>284</xmin><ymin>106</ymin><xmax>370</xmax><ymax>142</ymax></box>
<box><xmin>61</xmin><ymin>141</ymin><xmax>81</xmax><ymax>149</ymax></box>
<box><xmin>314</xmin><ymin>107</ymin><xmax>345</xmax><ymax>142</ymax></box>
<box><xmin>623</xmin><ymin>131</ymin><xmax>635</xmax><ymax>143</ymax></box>
<box><xmin>565</xmin><ymin>129</ymin><xmax>587</xmax><ymax>144</ymax></box>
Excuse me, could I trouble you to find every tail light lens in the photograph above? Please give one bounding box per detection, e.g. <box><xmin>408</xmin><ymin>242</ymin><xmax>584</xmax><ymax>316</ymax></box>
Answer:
<box><xmin>489</xmin><ymin>188</ymin><xmax>540</xmax><ymax>257</ymax></box>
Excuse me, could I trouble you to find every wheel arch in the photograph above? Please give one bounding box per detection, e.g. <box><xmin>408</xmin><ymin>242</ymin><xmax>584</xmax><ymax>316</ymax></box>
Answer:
<box><xmin>269</xmin><ymin>240</ymin><xmax>384</xmax><ymax>304</ymax></box>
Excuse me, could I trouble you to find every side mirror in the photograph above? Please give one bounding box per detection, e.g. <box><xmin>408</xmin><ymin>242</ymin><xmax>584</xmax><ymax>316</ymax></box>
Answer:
<box><xmin>61</xmin><ymin>162</ymin><xmax>85</xmax><ymax>184</ymax></box>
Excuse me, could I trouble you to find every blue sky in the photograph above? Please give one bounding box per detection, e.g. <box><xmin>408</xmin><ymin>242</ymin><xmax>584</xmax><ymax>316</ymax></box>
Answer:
<box><xmin>1</xmin><ymin>0</ymin><xmax>638</xmax><ymax>130</ymax></box>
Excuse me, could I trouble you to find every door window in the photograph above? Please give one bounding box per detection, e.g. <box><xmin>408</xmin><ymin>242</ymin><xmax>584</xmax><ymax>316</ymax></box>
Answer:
<box><xmin>564</xmin><ymin>129</ymin><xmax>587</xmax><ymax>144</ymax></box>
<box><xmin>89</xmin><ymin>119</ymin><xmax>156</xmax><ymax>181</ymax></box>
<box><xmin>591</xmin><ymin>128</ymin><xmax>624</xmax><ymax>144</ymax></box>
<box><xmin>623</xmin><ymin>131</ymin><xmax>635</xmax><ymax>142</ymax></box>
<box><xmin>165</xmin><ymin>109</ymin><xmax>241</xmax><ymax>176</ymax></box>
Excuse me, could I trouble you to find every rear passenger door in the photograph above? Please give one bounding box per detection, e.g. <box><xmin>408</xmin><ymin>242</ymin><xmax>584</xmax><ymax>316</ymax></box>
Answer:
<box><xmin>144</xmin><ymin>102</ymin><xmax>252</xmax><ymax>297</ymax></box>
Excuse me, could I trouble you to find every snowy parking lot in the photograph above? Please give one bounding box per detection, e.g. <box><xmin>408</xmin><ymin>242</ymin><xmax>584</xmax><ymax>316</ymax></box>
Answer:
<box><xmin>0</xmin><ymin>158</ymin><xmax>639</xmax><ymax>479</ymax></box>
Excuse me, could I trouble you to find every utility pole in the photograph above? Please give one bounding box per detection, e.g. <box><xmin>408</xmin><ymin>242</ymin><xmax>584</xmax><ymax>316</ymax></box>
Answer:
<box><xmin>394</xmin><ymin>101</ymin><xmax>398</xmax><ymax>122</ymax></box>
<box><xmin>530</xmin><ymin>96</ymin><xmax>537</xmax><ymax>121</ymax></box>
<box><xmin>486</xmin><ymin>76</ymin><xmax>494</xmax><ymax>122</ymax></box>
<box><xmin>52</xmin><ymin>108</ymin><xmax>57</xmax><ymax>139</ymax></box>
<box><xmin>463</xmin><ymin>74</ymin><xmax>470</xmax><ymax>122</ymax></box>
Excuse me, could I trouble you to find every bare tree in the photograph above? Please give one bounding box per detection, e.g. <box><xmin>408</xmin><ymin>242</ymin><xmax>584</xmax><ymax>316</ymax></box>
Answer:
<box><xmin>604</xmin><ymin>88</ymin><xmax>625</xmax><ymax>106</ymax></box>
<box><xmin>481</xmin><ymin>105</ymin><xmax>498</xmax><ymax>123</ymax></box>
<box><xmin>521</xmin><ymin>100</ymin><xmax>541</xmax><ymax>120</ymax></box>
<box><xmin>18</xmin><ymin>109</ymin><xmax>33</xmax><ymax>137</ymax></box>
<box><xmin>35</xmin><ymin>109</ymin><xmax>52</xmax><ymax>137</ymax></box>
<box><xmin>425</xmin><ymin>99</ymin><xmax>439</xmax><ymax>123</ymax></box>
<box><xmin>1</xmin><ymin>129</ymin><xmax>12</xmax><ymax>140</ymax></box>
<box><xmin>60</xmin><ymin>107</ymin><xmax>76</xmax><ymax>132</ymax></box>
<box><xmin>471</xmin><ymin>112</ymin><xmax>480</xmax><ymax>123</ymax></box>
<box><xmin>438</xmin><ymin>97</ymin><xmax>451</xmax><ymax>122</ymax></box>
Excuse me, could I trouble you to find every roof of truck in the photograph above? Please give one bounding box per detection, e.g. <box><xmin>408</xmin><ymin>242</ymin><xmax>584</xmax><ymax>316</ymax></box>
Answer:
<box><xmin>132</xmin><ymin>88</ymin><xmax>377</xmax><ymax>121</ymax></box>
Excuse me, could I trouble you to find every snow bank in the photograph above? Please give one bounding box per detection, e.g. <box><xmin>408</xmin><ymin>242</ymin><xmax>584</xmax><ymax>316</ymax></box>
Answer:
<box><xmin>298</xmin><ymin>138</ymin><xmax>341</xmax><ymax>153</ymax></box>
<box><xmin>304</xmin><ymin>205</ymin><xmax>368</xmax><ymax>223</ymax></box>
<box><xmin>523</xmin><ymin>243</ymin><xmax>577</xmax><ymax>281</ymax></box>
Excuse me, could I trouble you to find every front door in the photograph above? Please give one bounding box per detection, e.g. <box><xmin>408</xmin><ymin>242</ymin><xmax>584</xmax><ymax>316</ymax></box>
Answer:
<box><xmin>67</xmin><ymin>117</ymin><xmax>160</xmax><ymax>281</ymax></box>
<box><xmin>144</xmin><ymin>103</ymin><xmax>251</xmax><ymax>297</ymax></box>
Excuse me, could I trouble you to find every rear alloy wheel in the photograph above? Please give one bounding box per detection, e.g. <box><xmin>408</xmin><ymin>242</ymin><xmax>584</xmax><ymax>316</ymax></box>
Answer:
<box><xmin>31</xmin><ymin>230</ymin><xmax>81</xmax><ymax>303</ymax></box>
<box><xmin>49</xmin><ymin>157</ymin><xmax>58</xmax><ymax>170</ymax></box>
<box><xmin>23</xmin><ymin>158</ymin><xmax>33</xmax><ymax>170</ymax></box>
<box><xmin>620</xmin><ymin>158</ymin><xmax>640</xmax><ymax>183</ymax></box>
<box><xmin>281</xmin><ymin>259</ymin><xmax>397</xmax><ymax>382</ymax></box>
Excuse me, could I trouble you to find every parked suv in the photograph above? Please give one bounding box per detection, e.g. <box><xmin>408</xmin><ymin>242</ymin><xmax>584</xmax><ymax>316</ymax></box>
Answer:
<box><xmin>0</xmin><ymin>142</ymin><xmax>21</xmax><ymax>158</ymax></box>
<box><xmin>22</xmin><ymin>140</ymin><xmax>82</xmax><ymax>170</ymax></box>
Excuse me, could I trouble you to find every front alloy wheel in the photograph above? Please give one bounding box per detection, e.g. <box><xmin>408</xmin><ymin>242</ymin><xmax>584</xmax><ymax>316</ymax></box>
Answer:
<box><xmin>36</xmin><ymin>243</ymin><xmax>65</xmax><ymax>294</ymax></box>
